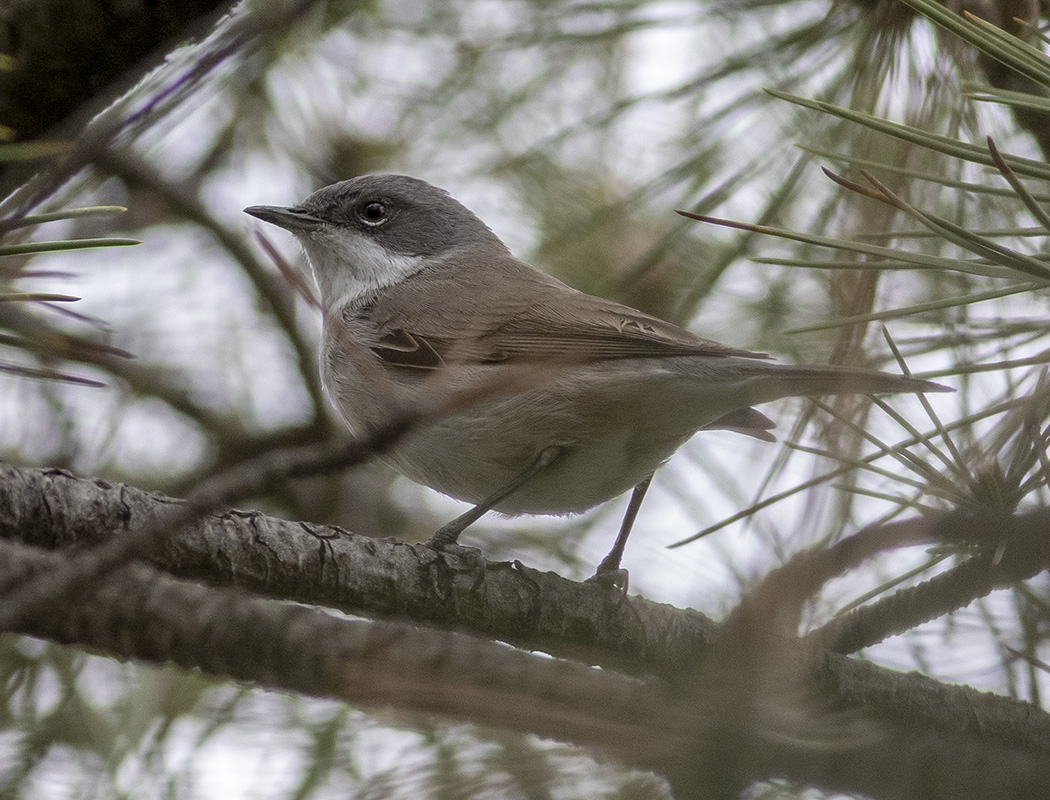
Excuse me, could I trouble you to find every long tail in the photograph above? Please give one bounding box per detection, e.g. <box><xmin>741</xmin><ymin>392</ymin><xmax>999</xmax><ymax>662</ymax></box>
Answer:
<box><xmin>746</xmin><ymin>362</ymin><xmax>952</xmax><ymax>405</ymax></box>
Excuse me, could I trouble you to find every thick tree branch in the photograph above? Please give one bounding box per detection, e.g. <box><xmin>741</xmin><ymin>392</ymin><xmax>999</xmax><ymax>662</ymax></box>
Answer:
<box><xmin>0</xmin><ymin>366</ymin><xmax>553</xmax><ymax>630</ymax></box>
<box><xmin>0</xmin><ymin>460</ymin><xmax>717</xmax><ymax>677</ymax></box>
<box><xmin>0</xmin><ymin>537</ymin><xmax>1048</xmax><ymax>800</ymax></box>
<box><xmin>0</xmin><ymin>539</ymin><xmax>693</xmax><ymax>779</ymax></box>
<box><xmin>1</xmin><ymin>460</ymin><xmax>1049</xmax><ymax>770</ymax></box>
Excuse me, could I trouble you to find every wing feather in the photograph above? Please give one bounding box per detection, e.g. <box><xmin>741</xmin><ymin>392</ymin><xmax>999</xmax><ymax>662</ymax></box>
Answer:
<box><xmin>362</xmin><ymin>254</ymin><xmax>768</xmax><ymax>369</ymax></box>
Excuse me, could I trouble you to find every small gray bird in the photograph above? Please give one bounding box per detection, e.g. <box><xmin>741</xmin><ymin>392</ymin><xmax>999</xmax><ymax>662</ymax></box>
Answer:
<box><xmin>246</xmin><ymin>174</ymin><xmax>949</xmax><ymax>585</ymax></box>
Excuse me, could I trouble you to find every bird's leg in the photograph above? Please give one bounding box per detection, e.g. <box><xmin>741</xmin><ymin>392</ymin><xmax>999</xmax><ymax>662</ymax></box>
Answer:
<box><xmin>586</xmin><ymin>474</ymin><xmax>653</xmax><ymax>591</ymax></box>
<box><xmin>427</xmin><ymin>446</ymin><xmax>562</xmax><ymax>550</ymax></box>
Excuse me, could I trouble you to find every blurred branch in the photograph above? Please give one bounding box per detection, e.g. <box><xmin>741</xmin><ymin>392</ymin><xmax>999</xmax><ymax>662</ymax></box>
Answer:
<box><xmin>0</xmin><ymin>0</ymin><xmax>326</xmax><ymax>211</ymax></box>
<box><xmin>0</xmin><ymin>302</ymin><xmax>238</xmax><ymax>434</ymax></box>
<box><xmin>0</xmin><ymin>0</ymin><xmax>240</xmax><ymax>194</ymax></box>
<box><xmin>0</xmin><ymin>0</ymin><xmax>238</xmax><ymax>142</ymax></box>
<box><xmin>812</xmin><ymin>509</ymin><xmax>1050</xmax><ymax>654</ymax></box>
<box><xmin>93</xmin><ymin>149</ymin><xmax>330</xmax><ymax>428</ymax></box>
<box><xmin>0</xmin><ymin>298</ymin><xmax>329</xmax><ymax>485</ymax></box>
<box><xmin>900</xmin><ymin>0</ymin><xmax>1050</xmax><ymax>159</ymax></box>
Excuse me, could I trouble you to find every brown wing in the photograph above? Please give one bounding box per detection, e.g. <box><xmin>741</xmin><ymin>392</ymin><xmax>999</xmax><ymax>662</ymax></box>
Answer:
<box><xmin>365</xmin><ymin>253</ymin><xmax>768</xmax><ymax>369</ymax></box>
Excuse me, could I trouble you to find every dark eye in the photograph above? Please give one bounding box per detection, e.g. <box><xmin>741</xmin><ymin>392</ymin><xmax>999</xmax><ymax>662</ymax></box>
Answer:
<box><xmin>357</xmin><ymin>201</ymin><xmax>388</xmax><ymax>226</ymax></box>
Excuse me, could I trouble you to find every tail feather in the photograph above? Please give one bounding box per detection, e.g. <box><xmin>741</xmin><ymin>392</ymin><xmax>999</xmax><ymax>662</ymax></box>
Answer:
<box><xmin>749</xmin><ymin>364</ymin><xmax>952</xmax><ymax>405</ymax></box>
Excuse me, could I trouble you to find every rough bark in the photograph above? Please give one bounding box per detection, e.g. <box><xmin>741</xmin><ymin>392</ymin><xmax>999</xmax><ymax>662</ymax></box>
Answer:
<box><xmin>0</xmin><ymin>538</ymin><xmax>1048</xmax><ymax>799</ymax></box>
<box><xmin>1</xmin><ymin>459</ymin><xmax>1049</xmax><ymax>800</ymax></box>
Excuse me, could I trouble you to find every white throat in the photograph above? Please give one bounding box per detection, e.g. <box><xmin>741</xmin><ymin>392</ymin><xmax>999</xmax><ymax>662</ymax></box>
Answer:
<box><xmin>300</xmin><ymin>230</ymin><xmax>425</xmax><ymax>314</ymax></box>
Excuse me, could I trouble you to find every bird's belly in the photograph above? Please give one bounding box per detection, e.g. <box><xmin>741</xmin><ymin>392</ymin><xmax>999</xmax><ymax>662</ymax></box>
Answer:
<box><xmin>325</xmin><ymin>356</ymin><xmax>753</xmax><ymax>516</ymax></box>
<box><xmin>377</xmin><ymin>375</ymin><xmax>707</xmax><ymax>515</ymax></box>
<box><xmin>385</xmin><ymin>422</ymin><xmax>681</xmax><ymax>515</ymax></box>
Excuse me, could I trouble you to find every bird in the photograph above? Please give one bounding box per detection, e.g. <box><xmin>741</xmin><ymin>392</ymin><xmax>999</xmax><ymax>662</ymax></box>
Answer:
<box><xmin>245</xmin><ymin>174</ymin><xmax>950</xmax><ymax>586</ymax></box>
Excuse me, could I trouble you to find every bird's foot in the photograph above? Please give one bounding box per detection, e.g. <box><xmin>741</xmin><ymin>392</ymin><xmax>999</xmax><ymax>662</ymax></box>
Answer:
<box><xmin>426</xmin><ymin>523</ymin><xmax>487</xmax><ymax>587</ymax></box>
<box><xmin>427</xmin><ymin>519</ymin><xmax>469</xmax><ymax>550</ymax></box>
<box><xmin>585</xmin><ymin>559</ymin><xmax>630</xmax><ymax>595</ymax></box>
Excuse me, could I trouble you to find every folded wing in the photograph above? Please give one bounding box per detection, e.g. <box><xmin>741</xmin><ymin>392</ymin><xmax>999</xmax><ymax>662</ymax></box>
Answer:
<box><xmin>365</xmin><ymin>253</ymin><xmax>769</xmax><ymax>369</ymax></box>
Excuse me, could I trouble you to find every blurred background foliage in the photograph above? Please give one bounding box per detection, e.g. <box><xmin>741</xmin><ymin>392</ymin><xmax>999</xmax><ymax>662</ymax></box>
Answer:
<box><xmin>2</xmin><ymin>0</ymin><xmax>1050</xmax><ymax>797</ymax></box>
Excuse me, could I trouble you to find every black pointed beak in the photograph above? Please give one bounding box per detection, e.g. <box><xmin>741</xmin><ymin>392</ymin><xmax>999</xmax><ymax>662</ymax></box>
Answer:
<box><xmin>244</xmin><ymin>205</ymin><xmax>325</xmax><ymax>232</ymax></box>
